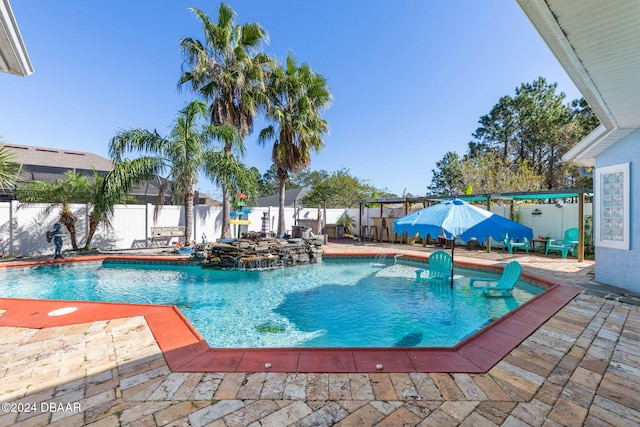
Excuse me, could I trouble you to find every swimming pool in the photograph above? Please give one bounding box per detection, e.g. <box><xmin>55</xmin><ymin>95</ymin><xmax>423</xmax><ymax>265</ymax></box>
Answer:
<box><xmin>0</xmin><ymin>258</ymin><xmax>543</xmax><ymax>348</ymax></box>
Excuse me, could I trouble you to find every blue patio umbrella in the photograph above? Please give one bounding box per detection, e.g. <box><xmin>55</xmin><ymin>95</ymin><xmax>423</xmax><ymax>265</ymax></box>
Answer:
<box><xmin>392</xmin><ymin>199</ymin><xmax>533</xmax><ymax>287</ymax></box>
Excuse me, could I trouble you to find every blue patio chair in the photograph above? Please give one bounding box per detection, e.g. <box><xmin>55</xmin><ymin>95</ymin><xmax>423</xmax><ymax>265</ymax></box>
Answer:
<box><xmin>469</xmin><ymin>261</ymin><xmax>522</xmax><ymax>297</ymax></box>
<box><xmin>416</xmin><ymin>250</ymin><xmax>452</xmax><ymax>283</ymax></box>
<box><xmin>545</xmin><ymin>228</ymin><xmax>579</xmax><ymax>258</ymax></box>
<box><xmin>502</xmin><ymin>234</ymin><xmax>529</xmax><ymax>254</ymax></box>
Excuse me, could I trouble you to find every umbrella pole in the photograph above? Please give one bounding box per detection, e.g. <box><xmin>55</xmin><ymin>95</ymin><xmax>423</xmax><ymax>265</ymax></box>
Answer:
<box><xmin>450</xmin><ymin>239</ymin><xmax>455</xmax><ymax>288</ymax></box>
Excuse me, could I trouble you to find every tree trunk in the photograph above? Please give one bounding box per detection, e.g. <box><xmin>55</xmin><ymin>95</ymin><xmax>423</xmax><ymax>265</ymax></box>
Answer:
<box><xmin>277</xmin><ymin>176</ymin><xmax>286</xmax><ymax>236</ymax></box>
<box><xmin>65</xmin><ymin>224</ymin><xmax>78</xmax><ymax>251</ymax></box>
<box><xmin>59</xmin><ymin>207</ymin><xmax>79</xmax><ymax>250</ymax></box>
<box><xmin>221</xmin><ymin>184</ymin><xmax>232</xmax><ymax>239</ymax></box>
<box><xmin>84</xmin><ymin>216</ymin><xmax>98</xmax><ymax>250</ymax></box>
<box><xmin>220</xmin><ymin>142</ymin><xmax>233</xmax><ymax>240</ymax></box>
<box><xmin>60</xmin><ymin>220</ymin><xmax>78</xmax><ymax>250</ymax></box>
<box><xmin>184</xmin><ymin>192</ymin><xmax>194</xmax><ymax>241</ymax></box>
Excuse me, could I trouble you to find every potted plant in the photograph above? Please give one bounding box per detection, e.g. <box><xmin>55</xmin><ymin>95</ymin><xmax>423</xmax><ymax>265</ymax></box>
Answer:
<box><xmin>336</xmin><ymin>214</ymin><xmax>356</xmax><ymax>236</ymax></box>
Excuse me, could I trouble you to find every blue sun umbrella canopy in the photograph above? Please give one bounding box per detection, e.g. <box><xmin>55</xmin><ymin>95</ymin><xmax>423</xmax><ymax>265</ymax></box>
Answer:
<box><xmin>392</xmin><ymin>199</ymin><xmax>532</xmax><ymax>243</ymax></box>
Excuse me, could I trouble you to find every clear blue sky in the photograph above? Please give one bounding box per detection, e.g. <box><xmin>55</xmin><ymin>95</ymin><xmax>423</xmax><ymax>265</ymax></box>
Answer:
<box><xmin>2</xmin><ymin>1</ymin><xmax>581</xmax><ymax>198</ymax></box>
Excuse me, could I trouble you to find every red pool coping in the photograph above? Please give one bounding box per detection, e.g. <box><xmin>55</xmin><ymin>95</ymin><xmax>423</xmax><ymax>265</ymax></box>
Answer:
<box><xmin>0</xmin><ymin>254</ymin><xmax>582</xmax><ymax>373</ymax></box>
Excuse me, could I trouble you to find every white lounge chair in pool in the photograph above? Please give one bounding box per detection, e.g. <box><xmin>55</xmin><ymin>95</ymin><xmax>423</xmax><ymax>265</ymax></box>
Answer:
<box><xmin>469</xmin><ymin>260</ymin><xmax>522</xmax><ymax>296</ymax></box>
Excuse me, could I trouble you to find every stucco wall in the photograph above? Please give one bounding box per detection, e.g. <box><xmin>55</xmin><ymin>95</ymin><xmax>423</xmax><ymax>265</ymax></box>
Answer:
<box><xmin>595</xmin><ymin>128</ymin><xmax>640</xmax><ymax>293</ymax></box>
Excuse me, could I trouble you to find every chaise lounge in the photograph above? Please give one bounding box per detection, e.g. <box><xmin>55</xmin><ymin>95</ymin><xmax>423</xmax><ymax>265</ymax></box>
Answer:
<box><xmin>469</xmin><ymin>260</ymin><xmax>522</xmax><ymax>297</ymax></box>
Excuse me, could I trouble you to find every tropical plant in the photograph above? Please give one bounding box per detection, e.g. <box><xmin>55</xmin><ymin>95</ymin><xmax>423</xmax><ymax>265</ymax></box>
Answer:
<box><xmin>336</xmin><ymin>214</ymin><xmax>356</xmax><ymax>235</ymax></box>
<box><xmin>0</xmin><ymin>144</ymin><xmax>20</xmax><ymax>192</ymax></box>
<box><xmin>84</xmin><ymin>168</ymin><xmax>142</xmax><ymax>250</ymax></box>
<box><xmin>258</xmin><ymin>53</ymin><xmax>332</xmax><ymax>235</ymax></box>
<box><xmin>583</xmin><ymin>214</ymin><xmax>594</xmax><ymax>255</ymax></box>
<box><xmin>109</xmin><ymin>100</ymin><xmax>226</xmax><ymax>241</ymax></box>
<box><xmin>202</xmin><ymin>145</ymin><xmax>257</xmax><ymax>210</ymax></box>
<box><xmin>16</xmin><ymin>165</ymin><xmax>150</xmax><ymax>251</ymax></box>
<box><xmin>179</xmin><ymin>2</ymin><xmax>272</xmax><ymax>238</ymax></box>
<box><xmin>17</xmin><ymin>171</ymin><xmax>94</xmax><ymax>250</ymax></box>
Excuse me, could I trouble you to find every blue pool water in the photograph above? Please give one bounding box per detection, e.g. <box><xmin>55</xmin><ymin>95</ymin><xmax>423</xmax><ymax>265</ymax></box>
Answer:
<box><xmin>0</xmin><ymin>259</ymin><xmax>544</xmax><ymax>348</ymax></box>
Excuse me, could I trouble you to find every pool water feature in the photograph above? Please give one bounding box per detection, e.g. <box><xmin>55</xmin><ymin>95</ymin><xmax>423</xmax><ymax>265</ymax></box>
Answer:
<box><xmin>0</xmin><ymin>259</ymin><xmax>543</xmax><ymax>348</ymax></box>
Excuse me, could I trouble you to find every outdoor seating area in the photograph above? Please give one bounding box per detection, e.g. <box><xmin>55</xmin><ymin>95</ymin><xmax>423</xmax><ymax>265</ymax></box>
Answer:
<box><xmin>351</xmin><ymin>190</ymin><xmax>593</xmax><ymax>265</ymax></box>
<box><xmin>503</xmin><ymin>235</ymin><xmax>529</xmax><ymax>254</ymax></box>
<box><xmin>545</xmin><ymin>227</ymin><xmax>579</xmax><ymax>258</ymax></box>
<box><xmin>406</xmin><ymin>226</ymin><xmax>583</xmax><ymax>262</ymax></box>
<box><xmin>148</xmin><ymin>225</ymin><xmax>186</xmax><ymax>247</ymax></box>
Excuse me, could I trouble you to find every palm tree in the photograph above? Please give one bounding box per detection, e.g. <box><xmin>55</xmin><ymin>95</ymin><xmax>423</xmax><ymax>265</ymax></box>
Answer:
<box><xmin>179</xmin><ymin>2</ymin><xmax>272</xmax><ymax>238</ymax></box>
<box><xmin>17</xmin><ymin>171</ymin><xmax>94</xmax><ymax>250</ymax></box>
<box><xmin>16</xmin><ymin>167</ymin><xmax>153</xmax><ymax>251</ymax></box>
<box><xmin>109</xmin><ymin>100</ymin><xmax>219</xmax><ymax>241</ymax></box>
<box><xmin>258</xmin><ymin>54</ymin><xmax>332</xmax><ymax>235</ymax></box>
<box><xmin>0</xmin><ymin>144</ymin><xmax>20</xmax><ymax>193</ymax></box>
<box><xmin>202</xmin><ymin>133</ymin><xmax>258</xmax><ymax>214</ymax></box>
<box><xmin>84</xmin><ymin>168</ymin><xmax>141</xmax><ymax>250</ymax></box>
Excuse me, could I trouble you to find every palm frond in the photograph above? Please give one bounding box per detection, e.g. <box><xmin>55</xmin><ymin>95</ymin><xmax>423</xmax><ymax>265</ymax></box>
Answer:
<box><xmin>0</xmin><ymin>146</ymin><xmax>21</xmax><ymax>191</ymax></box>
<box><xmin>109</xmin><ymin>129</ymin><xmax>169</xmax><ymax>162</ymax></box>
<box><xmin>203</xmin><ymin>151</ymin><xmax>256</xmax><ymax>196</ymax></box>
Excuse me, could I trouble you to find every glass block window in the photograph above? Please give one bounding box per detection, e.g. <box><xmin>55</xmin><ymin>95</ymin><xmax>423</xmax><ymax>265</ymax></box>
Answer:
<box><xmin>596</xmin><ymin>163</ymin><xmax>629</xmax><ymax>250</ymax></box>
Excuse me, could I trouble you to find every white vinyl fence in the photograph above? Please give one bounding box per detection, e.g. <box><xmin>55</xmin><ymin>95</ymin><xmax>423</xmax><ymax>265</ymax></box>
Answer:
<box><xmin>0</xmin><ymin>202</ymin><xmax>352</xmax><ymax>256</ymax></box>
<box><xmin>0</xmin><ymin>201</ymin><xmax>592</xmax><ymax>257</ymax></box>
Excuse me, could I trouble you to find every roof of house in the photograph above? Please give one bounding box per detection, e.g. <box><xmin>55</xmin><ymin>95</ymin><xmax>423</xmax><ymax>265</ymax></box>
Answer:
<box><xmin>251</xmin><ymin>187</ymin><xmax>310</xmax><ymax>208</ymax></box>
<box><xmin>2</xmin><ymin>143</ymin><xmax>114</xmax><ymax>171</ymax></box>
<box><xmin>517</xmin><ymin>0</ymin><xmax>640</xmax><ymax>166</ymax></box>
<box><xmin>1</xmin><ymin>142</ymin><xmax>220</xmax><ymax>205</ymax></box>
<box><xmin>0</xmin><ymin>0</ymin><xmax>33</xmax><ymax>76</ymax></box>
<box><xmin>0</xmin><ymin>143</ymin><xmax>160</xmax><ymax>202</ymax></box>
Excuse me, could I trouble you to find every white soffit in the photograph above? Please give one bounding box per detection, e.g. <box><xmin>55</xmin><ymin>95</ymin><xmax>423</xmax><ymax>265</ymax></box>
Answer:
<box><xmin>517</xmin><ymin>0</ymin><xmax>640</xmax><ymax>164</ymax></box>
<box><xmin>549</xmin><ymin>0</ymin><xmax>640</xmax><ymax>129</ymax></box>
<box><xmin>0</xmin><ymin>0</ymin><xmax>33</xmax><ymax>76</ymax></box>
<box><xmin>563</xmin><ymin>125</ymin><xmax>634</xmax><ymax>167</ymax></box>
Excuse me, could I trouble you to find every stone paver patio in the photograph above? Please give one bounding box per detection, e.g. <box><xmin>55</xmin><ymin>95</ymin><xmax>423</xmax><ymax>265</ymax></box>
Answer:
<box><xmin>1</xmin><ymin>241</ymin><xmax>639</xmax><ymax>426</ymax></box>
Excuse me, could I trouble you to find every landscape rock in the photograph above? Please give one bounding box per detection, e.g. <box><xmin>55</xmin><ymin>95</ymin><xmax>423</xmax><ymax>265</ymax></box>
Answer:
<box><xmin>202</xmin><ymin>237</ymin><xmax>323</xmax><ymax>270</ymax></box>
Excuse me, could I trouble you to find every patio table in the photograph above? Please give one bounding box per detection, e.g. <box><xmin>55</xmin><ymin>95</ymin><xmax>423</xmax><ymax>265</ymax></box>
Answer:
<box><xmin>530</xmin><ymin>239</ymin><xmax>548</xmax><ymax>253</ymax></box>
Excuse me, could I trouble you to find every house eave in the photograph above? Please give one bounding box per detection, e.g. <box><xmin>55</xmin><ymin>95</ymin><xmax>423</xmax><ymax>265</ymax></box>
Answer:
<box><xmin>517</xmin><ymin>0</ymin><xmax>640</xmax><ymax>166</ymax></box>
<box><xmin>0</xmin><ymin>0</ymin><xmax>33</xmax><ymax>76</ymax></box>
<box><xmin>516</xmin><ymin>0</ymin><xmax>616</xmax><ymax>130</ymax></box>
<box><xmin>562</xmin><ymin>125</ymin><xmax>637</xmax><ymax>167</ymax></box>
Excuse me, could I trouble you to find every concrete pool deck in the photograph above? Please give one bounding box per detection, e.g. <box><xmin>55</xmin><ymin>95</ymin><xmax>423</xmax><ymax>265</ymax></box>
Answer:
<box><xmin>1</xmin><ymin>241</ymin><xmax>639</xmax><ymax>425</ymax></box>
